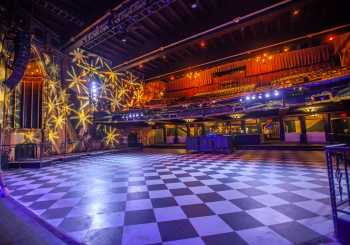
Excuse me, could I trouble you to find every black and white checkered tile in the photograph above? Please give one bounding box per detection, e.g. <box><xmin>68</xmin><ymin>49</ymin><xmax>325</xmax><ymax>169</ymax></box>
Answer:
<box><xmin>4</xmin><ymin>152</ymin><xmax>336</xmax><ymax>245</ymax></box>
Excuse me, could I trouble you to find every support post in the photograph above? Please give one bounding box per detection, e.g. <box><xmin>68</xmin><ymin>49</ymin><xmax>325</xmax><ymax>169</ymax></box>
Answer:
<box><xmin>279</xmin><ymin>116</ymin><xmax>285</xmax><ymax>142</ymax></box>
<box><xmin>201</xmin><ymin>124</ymin><xmax>206</xmax><ymax>136</ymax></box>
<box><xmin>240</xmin><ymin>120</ymin><xmax>246</xmax><ymax>133</ymax></box>
<box><xmin>174</xmin><ymin>125</ymin><xmax>179</xmax><ymax>144</ymax></box>
<box><xmin>299</xmin><ymin>116</ymin><xmax>307</xmax><ymax>144</ymax></box>
<box><xmin>163</xmin><ymin>126</ymin><xmax>167</xmax><ymax>144</ymax></box>
<box><xmin>324</xmin><ymin>113</ymin><xmax>332</xmax><ymax>143</ymax></box>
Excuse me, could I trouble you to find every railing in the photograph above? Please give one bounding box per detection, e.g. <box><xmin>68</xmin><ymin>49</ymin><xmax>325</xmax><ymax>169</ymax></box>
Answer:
<box><xmin>325</xmin><ymin>144</ymin><xmax>350</xmax><ymax>243</ymax></box>
<box><xmin>0</xmin><ymin>143</ymin><xmax>48</xmax><ymax>162</ymax></box>
<box><xmin>0</xmin><ymin>141</ymin><xmax>128</xmax><ymax>165</ymax></box>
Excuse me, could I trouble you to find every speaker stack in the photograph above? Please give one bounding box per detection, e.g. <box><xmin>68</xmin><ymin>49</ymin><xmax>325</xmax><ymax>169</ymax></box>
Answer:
<box><xmin>5</xmin><ymin>31</ymin><xmax>31</xmax><ymax>90</ymax></box>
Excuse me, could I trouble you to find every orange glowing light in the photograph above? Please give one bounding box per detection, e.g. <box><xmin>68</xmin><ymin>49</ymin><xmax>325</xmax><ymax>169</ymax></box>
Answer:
<box><xmin>283</xmin><ymin>47</ymin><xmax>289</xmax><ymax>52</ymax></box>
<box><xmin>292</xmin><ymin>9</ymin><xmax>300</xmax><ymax>16</ymax></box>
<box><xmin>200</xmin><ymin>40</ymin><xmax>206</xmax><ymax>48</ymax></box>
<box><xmin>170</xmin><ymin>75</ymin><xmax>175</xmax><ymax>80</ymax></box>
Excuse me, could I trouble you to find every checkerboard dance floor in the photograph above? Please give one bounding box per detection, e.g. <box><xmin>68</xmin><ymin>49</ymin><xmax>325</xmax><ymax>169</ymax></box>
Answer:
<box><xmin>5</xmin><ymin>152</ymin><xmax>336</xmax><ymax>244</ymax></box>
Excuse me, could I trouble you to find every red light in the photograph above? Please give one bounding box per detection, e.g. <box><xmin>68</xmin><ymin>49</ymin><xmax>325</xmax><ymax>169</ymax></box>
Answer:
<box><xmin>340</xmin><ymin>113</ymin><xmax>347</xmax><ymax>118</ymax></box>
<box><xmin>138</xmin><ymin>64</ymin><xmax>144</xmax><ymax>69</ymax></box>
<box><xmin>328</xmin><ymin>36</ymin><xmax>335</xmax><ymax>41</ymax></box>
<box><xmin>170</xmin><ymin>75</ymin><xmax>175</xmax><ymax>80</ymax></box>
<box><xmin>200</xmin><ymin>40</ymin><xmax>206</xmax><ymax>48</ymax></box>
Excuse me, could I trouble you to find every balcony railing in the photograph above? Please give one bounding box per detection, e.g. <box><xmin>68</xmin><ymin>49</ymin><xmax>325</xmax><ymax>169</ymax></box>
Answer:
<box><xmin>325</xmin><ymin>144</ymin><xmax>350</xmax><ymax>243</ymax></box>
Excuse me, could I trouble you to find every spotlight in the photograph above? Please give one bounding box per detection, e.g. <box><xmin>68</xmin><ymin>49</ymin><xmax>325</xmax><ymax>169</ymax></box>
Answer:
<box><xmin>190</xmin><ymin>0</ymin><xmax>198</xmax><ymax>9</ymax></box>
<box><xmin>200</xmin><ymin>40</ymin><xmax>206</xmax><ymax>48</ymax></box>
<box><xmin>274</xmin><ymin>90</ymin><xmax>279</xmax><ymax>96</ymax></box>
<box><xmin>170</xmin><ymin>75</ymin><xmax>175</xmax><ymax>80</ymax></box>
<box><xmin>258</xmin><ymin>94</ymin><xmax>262</xmax><ymax>99</ymax></box>
<box><xmin>292</xmin><ymin>9</ymin><xmax>300</xmax><ymax>16</ymax></box>
<box><xmin>328</xmin><ymin>36</ymin><xmax>335</xmax><ymax>42</ymax></box>
<box><xmin>239</xmin><ymin>98</ymin><xmax>243</xmax><ymax>102</ymax></box>
<box><xmin>252</xmin><ymin>95</ymin><xmax>256</xmax><ymax>100</ymax></box>
<box><xmin>121</xmin><ymin>38</ymin><xmax>127</xmax><ymax>43</ymax></box>
<box><xmin>246</xmin><ymin>96</ymin><xmax>251</xmax><ymax>101</ymax></box>
<box><xmin>265</xmin><ymin>93</ymin><xmax>270</xmax><ymax>98</ymax></box>
<box><xmin>138</xmin><ymin>64</ymin><xmax>144</xmax><ymax>69</ymax></box>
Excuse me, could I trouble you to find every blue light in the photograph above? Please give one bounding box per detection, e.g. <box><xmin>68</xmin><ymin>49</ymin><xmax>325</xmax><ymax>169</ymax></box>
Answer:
<box><xmin>90</xmin><ymin>81</ymin><xmax>98</xmax><ymax>102</ymax></box>
<box><xmin>258</xmin><ymin>94</ymin><xmax>262</xmax><ymax>99</ymax></box>
<box><xmin>252</xmin><ymin>95</ymin><xmax>256</xmax><ymax>100</ymax></box>
<box><xmin>265</xmin><ymin>93</ymin><xmax>270</xmax><ymax>98</ymax></box>
<box><xmin>246</xmin><ymin>96</ymin><xmax>251</xmax><ymax>101</ymax></box>
<box><xmin>239</xmin><ymin>98</ymin><xmax>243</xmax><ymax>102</ymax></box>
<box><xmin>274</xmin><ymin>90</ymin><xmax>279</xmax><ymax>96</ymax></box>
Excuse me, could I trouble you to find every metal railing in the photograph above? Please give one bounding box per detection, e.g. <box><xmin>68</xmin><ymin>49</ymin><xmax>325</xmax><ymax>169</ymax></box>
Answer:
<box><xmin>325</xmin><ymin>144</ymin><xmax>350</xmax><ymax>243</ymax></box>
<box><xmin>0</xmin><ymin>140</ymin><xmax>128</xmax><ymax>165</ymax></box>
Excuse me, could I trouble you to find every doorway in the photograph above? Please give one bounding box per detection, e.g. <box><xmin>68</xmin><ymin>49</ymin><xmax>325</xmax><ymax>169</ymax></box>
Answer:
<box><xmin>261</xmin><ymin>118</ymin><xmax>280</xmax><ymax>142</ymax></box>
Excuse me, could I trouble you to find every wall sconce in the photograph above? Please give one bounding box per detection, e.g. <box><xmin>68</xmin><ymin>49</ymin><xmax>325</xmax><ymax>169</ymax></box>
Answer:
<box><xmin>302</xmin><ymin>107</ymin><xmax>317</xmax><ymax>113</ymax></box>
<box><xmin>230</xmin><ymin>113</ymin><xmax>244</xmax><ymax>119</ymax></box>
<box><xmin>184</xmin><ymin>118</ymin><xmax>195</xmax><ymax>123</ymax></box>
<box><xmin>147</xmin><ymin>120</ymin><xmax>156</xmax><ymax>126</ymax></box>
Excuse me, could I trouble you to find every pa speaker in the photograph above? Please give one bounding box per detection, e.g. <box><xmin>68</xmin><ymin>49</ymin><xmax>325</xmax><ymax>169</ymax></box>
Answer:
<box><xmin>5</xmin><ymin>31</ymin><xmax>31</xmax><ymax>90</ymax></box>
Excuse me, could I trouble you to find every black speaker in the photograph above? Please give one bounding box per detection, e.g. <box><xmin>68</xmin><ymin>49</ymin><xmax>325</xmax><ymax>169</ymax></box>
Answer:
<box><xmin>5</xmin><ymin>31</ymin><xmax>31</xmax><ymax>90</ymax></box>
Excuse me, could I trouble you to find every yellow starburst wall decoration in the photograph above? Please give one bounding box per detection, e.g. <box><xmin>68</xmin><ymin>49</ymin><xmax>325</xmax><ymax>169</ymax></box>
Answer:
<box><xmin>24</xmin><ymin>131</ymin><xmax>38</xmax><ymax>143</ymax></box>
<box><xmin>48</xmin><ymin>129</ymin><xmax>59</xmax><ymax>143</ymax></box>
<box><xmin>72</xmin><ymin>108</ymin><xmax>93</xmax><ymax>131</ymax></box>
<box><xmin>67</xmin><ymin>48</ymin><xmax>145</xmax><ymax>113</ymax></box>
<box><xmin>103</xmin><ymin>127</ymin><xmax>120</xmax><ymax>146</ymax></box>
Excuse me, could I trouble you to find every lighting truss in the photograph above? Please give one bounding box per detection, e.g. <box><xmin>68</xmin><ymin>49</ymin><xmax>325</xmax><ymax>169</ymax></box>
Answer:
<box><xmin>78</xmin><ymin>0</ymin><xmax>177</xmax><ymax>49</ymax></box>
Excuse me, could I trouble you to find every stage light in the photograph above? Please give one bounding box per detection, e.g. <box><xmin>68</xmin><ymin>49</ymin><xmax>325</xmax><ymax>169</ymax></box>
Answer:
<box><xmin>138</xmin><ymin>64</ymin><xmax>144</xmax><ymax>69</ymax></box>
<box><xmin>90</xmin><ymin>81</ymin><xmax>98</xmax><ymax>102</ymax></box>
<box><xmin>170</xmin><ymin>75</ymin><xmax>175</xmax><ymax>80</ymax></box>
<box><xmin>258</xmin><ymin>94</ymin><xmax>262</xmax><ymax>99</ymax></box>
<box><xmin>246</xmin><ymin>96</ymin><xmax>251</xmax><ymax>101</ymax></box>
<box><xmin>239</xmin><ymin>98</ymin><xmax>243</xmax><ymax>102</ymax></box>
<box><xmin>200</xmin><ymin>40</ymin><xmax>206</xmax><ymax>48</ymax></box>
<box><xmin>252</xmin><ymin>95</ymin><xmax>256</xmax><ymax>100</ymax></box>
<box><xmin>283</xmin><ymin>47</ymin><xmax>289</xmax><ymax>52</ymax></box>
<box><xmin>121</xmin><ymin>38</ymin><xmax>127</xmax><ymax>43</ymax></box>
<box><xmin>328</xmin><ymin>36</ymin><xmax>335</xmax><ymax>42</ymax></box>
<box><xmin>292</xmin><ymin>9</ymin><xmax>300</xmax><ymax>16</ymax></box>
<box><xmin>190</xmin><ymin>0</ymin><xmax>198</xmax><ymax>9</ymax></box>
<box><xmin>274</xmin><ymin>90</ymin><xmax>279</xmax><ymax>96</ymax></box>
<box><xmin>265</xmin><ymin>93</ymin><xmax>270</xmax><ymax>98</ymax></box>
